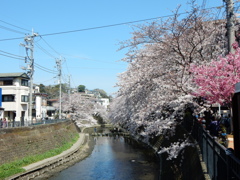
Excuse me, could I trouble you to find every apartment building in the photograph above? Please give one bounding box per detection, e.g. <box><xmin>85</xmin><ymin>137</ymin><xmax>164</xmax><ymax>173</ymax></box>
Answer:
<box><xmin>0</xmin><ymin>72</ymin><xmax>30</xmax><ymax>125</ymax></box>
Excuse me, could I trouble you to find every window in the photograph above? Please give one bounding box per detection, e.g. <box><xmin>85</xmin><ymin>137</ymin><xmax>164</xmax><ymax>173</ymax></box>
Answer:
<box><xmin>3</xmin><ymin>80</ymin><xmax>13</xmax><ymax>85</ymax></box>
<box><xmin>0</xmin><ymin>78</ymin><xmax>13</xmax><ymax>86</ymax></box>
<box><xmin>21</xmin><ymin>79</ymin><xmax>28</xmax><ymax>86</ymax></box>
<box><xmin>21</xmin><ymin>95</ymin><xmax>29</xmax><ymax>102</ymax></box>
<box><xmin>0</xmin><ymin>80</ymin><xmax>13</xmax><ymax>86</ymax></box>
<box><xmin>2</xmin><ymin>95</ymin><xmax>15</xmax><ymax>102</ymax></box>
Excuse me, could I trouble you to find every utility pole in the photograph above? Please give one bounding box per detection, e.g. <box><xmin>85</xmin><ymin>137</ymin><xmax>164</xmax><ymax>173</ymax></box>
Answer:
<box><xmin>21</xmin><ymin>30</ymin><xmax>38</xmax><ymax>125</ymax></box>
<box><xmin>56</xmin><ymin>58</ymin><xmax>62</xmax><ymax>119</ymax></box>
<box><xmin>224</xmin><ymin>0</ymin><xmax>235</xmax><ymax>53</ymax></box>
<box><xmin>225</xmin><ymin>0</ymin><xmax>240</xmax><ymax>158</ymax></box>
<box><xmin>68</xmin><ymin>75</ymin><xmax>71</xmax><ymax>98</ymax></box>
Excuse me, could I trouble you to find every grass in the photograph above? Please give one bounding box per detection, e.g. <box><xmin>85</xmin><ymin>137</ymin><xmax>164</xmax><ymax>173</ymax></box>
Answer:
<box><xmin>0</xmin><ymin>133</ymin><xmax>79</xmax><ymax>180</ymax></box>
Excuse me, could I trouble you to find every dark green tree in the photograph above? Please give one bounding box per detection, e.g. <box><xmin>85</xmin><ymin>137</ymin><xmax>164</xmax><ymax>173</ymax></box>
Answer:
<box><xmin>38</xmin><ymin>83</ymin><xmax>68</xmax><ymax>99</ymax></box>
<box><xmin>78</xmin><ymin>85</ymin><xmax>86</xmax><ymax>92</ymax></box>
<box><xmin>39</xmin><ymin>84</ymin><xmax>46</xmax><ymax>93</ymax></box>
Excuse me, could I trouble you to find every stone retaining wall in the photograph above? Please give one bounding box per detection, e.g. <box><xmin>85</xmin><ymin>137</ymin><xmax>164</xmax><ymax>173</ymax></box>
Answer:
<box><xmin>0</xmin><ymin>120</ymin><xmax>78</xmax><ymax>165</ymax></box>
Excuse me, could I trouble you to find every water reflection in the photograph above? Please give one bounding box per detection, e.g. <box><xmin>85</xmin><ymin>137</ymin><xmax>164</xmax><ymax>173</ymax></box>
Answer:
<box><xmin>50</xmin><ymin>134</ymin><xmax>159</xmax><ymax>180</ymax></box>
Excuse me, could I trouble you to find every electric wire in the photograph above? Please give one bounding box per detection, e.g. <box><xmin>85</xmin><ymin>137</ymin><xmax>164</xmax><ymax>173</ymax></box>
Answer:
<box><xmin>63</xmin><ymin>54</ymin><xmax>127</xmax><ymax>65</ymax></box>
<box><xmin>0</xmin><ymin>53</ymin><xmax>25</xmax><ymax>60</ymax></box>
<box><xmin>0</xmin><ymin>25</ymin><xmax>26</xmax><ymax>34</ymax></box>
<box><xmin>40</xmin><ymin>36</ymin><xmax>62</xmax><ymax>56</ymax></box>
<box><xmin>215</xmin><ymin>2</ymin><xmax>225</xmax><ymax>21</ymax></box>
<box><xmin>35</xmin><ymin>64</ymin><xmax>58</xmax><ymax>74</ymax></box>
<box><xmin>0</xmin><ymin>36</ymin><xmax>23</xmax><ymax>41</ymax></box>
<box><xmin>0</xmin><ymin>5</ymin><xmax>224</xmax><ymax>42</ymax></box>
<box><xmin>67</xmin><ymin>66</ymin><xmax>125</xmax><ymax>70</ymax></box>
<box><xmin>0</xmin><ymin>49</ymin><xmax>26</xmax><ymax>58</ymax></box>
<box><xmin>40</xmin><ymin>6</ymin><xmax>222</xmax><ymax>37</ymax></box>
<box><xmin>34</xmin><ymin>77</ymin><xmax>56</xmax><ymax>84</ymax></box>
<box><xmin>62</xmin><ymin>58</ymin><xmax>74</xmax><ymax>87</ymax></box>
<box><xmin>0</xmin><ymin>19</ymin><xmax>30</xmax><ymax>32</ymax></box>
<box><xmin>35</xmin><ymin>62</ymin><xmax>58</xmax><ymax>73</ymax></box>
<box><xmin>35</xmin><ymin>42</ymin><xmax>56</xmax><ymax>59</ymax></box>
<box><xmin>62</xmin><ymin>74</ymin><xmax>70</xmax><ymax>85</ymax></box>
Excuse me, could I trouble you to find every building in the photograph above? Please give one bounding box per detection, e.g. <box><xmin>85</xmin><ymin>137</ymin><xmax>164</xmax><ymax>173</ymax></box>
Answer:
<box><xmin>0</xmin><ymin>72</ymin><xmax>30</xmax><ymax>125</ymax></box>
<box><xmin>45</xmin><ymin>99</ymin><xmax>58</xmax><ymax>119</ymax></box>
<box><xmin>99</xmin><ymin>98</ymin><xmax>110</xmax><ymax>109</ymax></box>
<box><xmin>34</xmin><ymin>92</ymin><xmax>48</xmax><ymax>121</ymax></box>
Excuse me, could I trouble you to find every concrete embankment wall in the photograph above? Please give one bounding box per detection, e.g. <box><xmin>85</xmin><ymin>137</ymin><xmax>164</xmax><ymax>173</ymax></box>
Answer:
<box><xmin>0</xmin><ymin>120</ymin><xmax>79</xmax><ymax>166</ymax></box>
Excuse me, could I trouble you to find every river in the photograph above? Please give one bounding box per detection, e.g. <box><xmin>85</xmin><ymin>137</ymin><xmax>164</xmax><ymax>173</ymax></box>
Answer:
<box><xmin>50</xmin><ymin>131</ymin><xmax>159</xmax><ymax>180</ymax></box>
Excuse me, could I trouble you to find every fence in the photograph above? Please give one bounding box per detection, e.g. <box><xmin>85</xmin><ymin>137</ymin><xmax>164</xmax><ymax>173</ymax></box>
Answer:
<box><xmin>32</xmin><ymin>119</ymin><xmax>68</xmax><ymax>125</ymax></box>
<box><xmin>1</xmin><ymin>118</ymin><xmax>68</xmax><ymax>128</ymax></box>
<box><xmin>186</xmin><ymin>118</ymin><xmax>240</xmax><ymax>180</ymax></box>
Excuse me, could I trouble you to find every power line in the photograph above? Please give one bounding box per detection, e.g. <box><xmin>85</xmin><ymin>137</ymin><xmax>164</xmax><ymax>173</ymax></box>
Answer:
<box><xmin>34</xmin><ymin>77</ymin><xmax>56</xmax><ymax>84</ymax></box>
<box><xmin>0</xmin><ymin>36</ymin><xmax>23</xmax><ymax>41</ymax></box>
<box><xmin>40</xmin><ymin>36</ymin><xmax>62</xmax><ymax>56</ymax></box>
<box><xmin>0</xmin><ymin>19</ymin><xmax>30</xmax><ymax>32</ymax></box>
<box><xmin>35</xmin><ymin>62</ymin><xmax>57</xmax><ymax>72</ymax></box>
<box><xmin>0</xmin><ymin>6</ymin><xmax>224</xmax><ymax>42</ymax></box>
<box><xmin>39</xmin><ymin>6</ymin><xmax>224</xmax><ymax>37</ymax></box>
<box><xmin>0</xmin><ymin>25</ymin><xmax>26</xmax><ymax>34</ymax></box>
<box><xmin>0</xmin><ymin>49</ymin><xmax>26</xmax><ymax>58</ymax></box>
<box><xmin>0</xmin><ymin>53</ymin><xmax>25</xmax><ymax>60</ymax></box>
<box><xmin>35</xmin><ymin>65</ymin><xmax>58</xmax><ymax>74</ymax></box>
<box><xmin>67</xmin><ymin>66</ymin><xmax>125</xmax><ymax>70</ymax></box>
<box><xmin>35</xmin><ymin>62</ymin><xmax>58</xmax><ymax>74</ymax></box>
<box><xmin>35</xmin><ymin>42</ymin><xmax>56</xmax><ymax>59</ymax></box>
<box><xmin>64</xmin><ymin>54</ymin><xmax>127</xmax><ymax>65</ymax></box>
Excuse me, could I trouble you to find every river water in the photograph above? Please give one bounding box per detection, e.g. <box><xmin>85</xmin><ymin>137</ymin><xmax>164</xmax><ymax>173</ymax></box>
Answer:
<box><xmin>50</xmin><ymin>133</ymin><xmax>159</xmax><ymax>180</ymax></box>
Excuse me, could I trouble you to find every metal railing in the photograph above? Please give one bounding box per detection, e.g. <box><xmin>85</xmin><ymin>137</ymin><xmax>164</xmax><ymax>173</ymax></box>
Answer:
<box><xmin>32</xmin><ymin>119</ymin><xmax>68</xmax><ymax>125</ymax></box>
<box><xmin>186</xmin><ymin>118</ymin><xmax>240</xmax><ymax>180</ymax></box>
<box><xmin>1</xmin><ymin>118</ymin><xmax>68</xmax><ymax>128</ymax></box>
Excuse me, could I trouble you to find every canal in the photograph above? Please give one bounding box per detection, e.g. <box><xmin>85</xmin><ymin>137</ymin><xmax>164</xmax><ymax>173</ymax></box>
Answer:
<box><xmin>50</xmin><ymin>129</ymin><xmax>159</xmax><ymax>180</ymax></box>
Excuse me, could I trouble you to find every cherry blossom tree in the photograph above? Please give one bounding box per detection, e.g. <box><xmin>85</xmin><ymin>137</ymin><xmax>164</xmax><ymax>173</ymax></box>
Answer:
<box><xmin>109</xmin><ymin>1</ymin><xmax>228</xmax><ymax>158</ymax></box>
<box><xmin>61</xmin><ymin>93</ymin><xmax>108</xmax><ymax>127</ymax></box>
<box><xmin>190</xmin><ymin>43</ymin><xmax>240</xmax><ymax>106</ymax></box>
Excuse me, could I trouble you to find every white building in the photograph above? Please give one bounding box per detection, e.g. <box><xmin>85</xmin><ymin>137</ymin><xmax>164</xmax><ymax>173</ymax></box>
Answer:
<box><xmin>0</xmin><ymin>72</ymin><xmax>30</xmax><ymax>125</ymax></box>
<box><xmin>34</xmin><ymin>93</ymin><xmax>48</xmax><ymax>121</ymax></box>
<box><xmin>99</xmin><ymin>98</ymin><xmax>110</xmax><ymax>109</ymax></box>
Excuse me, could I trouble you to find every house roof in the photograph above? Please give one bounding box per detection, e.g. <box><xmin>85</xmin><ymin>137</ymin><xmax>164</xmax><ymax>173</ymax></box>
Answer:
<box><xmin>0</xmin><ymin>72</ymin><xmax>29</xmax><ymax>79</ymax></box>
<box><xmin>47</xmin><ymin>99</ymin><xmax>58</xmax><ymax>102</ymax></box>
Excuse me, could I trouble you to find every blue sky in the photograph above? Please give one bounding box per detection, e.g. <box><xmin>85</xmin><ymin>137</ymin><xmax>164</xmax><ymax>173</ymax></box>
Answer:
<box><xmin>0</xmin><ymin>0</ymin><xmax>224</xmax><ymax>95</ymax></box>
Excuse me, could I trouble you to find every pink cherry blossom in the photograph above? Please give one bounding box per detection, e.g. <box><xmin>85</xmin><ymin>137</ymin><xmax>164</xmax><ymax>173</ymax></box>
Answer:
<box><xmin>190</xmin><ymin>43</ymin><xmax>240</xmax><ymax>105</ymax></box>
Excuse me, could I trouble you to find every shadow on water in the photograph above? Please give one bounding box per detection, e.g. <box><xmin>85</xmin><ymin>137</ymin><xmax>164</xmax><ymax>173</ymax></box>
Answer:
<box><xmin>50</xmin><ymin>128</ymin><xmax>159</xmax><ymax>180</ymax></box>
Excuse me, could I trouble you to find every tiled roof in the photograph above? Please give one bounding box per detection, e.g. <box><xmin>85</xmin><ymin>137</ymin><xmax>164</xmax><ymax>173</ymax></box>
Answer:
<box><xmin>0</xmin><ymin>72</ymin><xmax>29</xmax><ymax>79</ymax></box>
